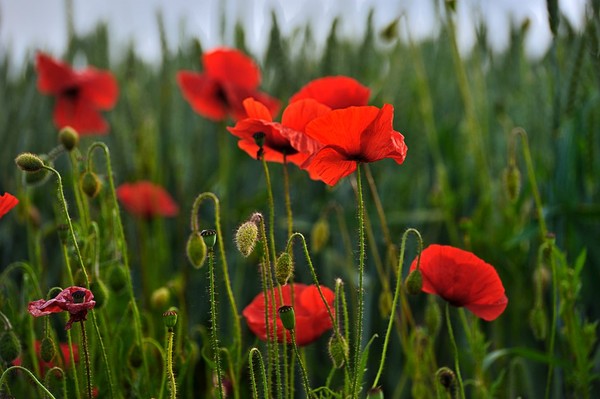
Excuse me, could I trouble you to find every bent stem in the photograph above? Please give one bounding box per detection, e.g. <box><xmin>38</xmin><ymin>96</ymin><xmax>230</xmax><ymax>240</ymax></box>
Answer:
<box><xmin>0</xmin><ymin>366</ymin><xmax>57</xmax><ymax>399</ymax></box>
<box><xmin>249</xmin><ymin>348</ymin><xmax>268</xmax><ymax>399</ymax></box>
<box><xmin>446</xmin><ymin>303</ymin><xmax>466</xmax><ymax>399</ymax></box>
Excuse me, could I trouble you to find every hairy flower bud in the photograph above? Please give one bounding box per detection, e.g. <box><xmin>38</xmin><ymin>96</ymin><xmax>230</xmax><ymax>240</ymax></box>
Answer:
<box><xmin>0</xmin><ymin>330</ymin><xmax>21</xmax><ymax>363</ymax></box>
<box><xmin>311</xmin><ymin>218</ymin><xmax>330</xmax><ymax>253</ymax></box>
<box><xmin>378</xmin><ymin>290</ymin><xmax>392</xmax><ymax>318</ymax></box>
<box><xmin>529</xmin><ymin>306</ymin><xmax>547</xmax><ymax>341</ymax></box>
<box><xmin>90</xmin><ymin>279</ymin><xmax>109</xmax><ymax>309</ymax></box>
<box><xmin>404</xmin><ymin>269</ymin><xmax>423</xmax><ymax>295</ymax></box>
<box><xmin>80</xmin><ymin>171</ymin><xmax>102</xmax><ymax>198</ymax></box>
<box><xmin>436</xmin><ymin>367</ymin><xmax>457</xmax><ymax>394</ymax></box>
<box><xmin>23</xmin><ymin>154</ymin><xmax>51</xmax><ymax>187</ymax></box>
<box><xmin>107</xmin><ymin>264</ymin><xmax>127</xmax><ymax>292</ymax></box>
<box><xmin>425</xmin><ymin>295</ymin><xmax>442</xmax><ymax>336</ymax></box>
<box><xmin>59</xmin><ymin>126</ymin><xmax>79</xmax><ymax>151</ymax></box>
<box><xmin>275</xmin><ymin>252</ymin><xmax>294</xmax><ymax>286</ymax></box>
<box><xmin>328</xmin><ymin>334</ymin><xmax>349</xmax><ymax>368</ymax></box>
<box><xmin>503</xmin><ymin>163</ymin><xmax>521</xmax><ymax>203</ymax></box>
<box><xmin>235</xmin><ymin>221</ymin><xmax>259</xmax><ymax>257</ymax></box>
<box><xmin>186</xmin><ymin>231</ymin><xmax>207</xmax><ymax>269</ymax></box>
<box><xmin>278</xmin><ymin>305</ymin><xmax>296</xmax><ymax>331</ymax></box>
<box><xmin>128</xmin><ymin>344</ymin><xmax>143</xmax><ymax>369</ymax></box>
<box><xmin>40</xmin><ymin>336</ymin><xmax>56</xmax><ymax>363</ymax></box>
<box><xmin>151</xmin><ymin>287</ymin><xmax>171</xmax><ymax>310</ymax></box>
<box><xmin>15</xmin><ymin>152</ymin><xmax>45</xmax><ymax>172</ymax></box>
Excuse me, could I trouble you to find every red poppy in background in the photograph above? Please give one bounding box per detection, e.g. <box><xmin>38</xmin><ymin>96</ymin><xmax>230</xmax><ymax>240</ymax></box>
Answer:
<box><xmin>13</xmin><ymin>340</ymin><xmax>80</xmax><ymax>375</ymax></box>
<box><xmin>409</xmin><ymin>245</ymin><xmax>508</xmax><ymax>321</ymax></box>
<box><xmin>177</xmin><ymin>48</ymin><xmax>280</xmax><ymax>121</ymax></box>
<box><xmin>290</xmin><ymin>76</ymin><xmax>370</xmax><ymax>109</ymax></box>
<box><xmin>28</xmin><ymin>286</ymin><xmax>96</xmax><ymax>330</ymax></box>
<box><xmin>35</xmin><ymin>52</ymin><xmax>118</xmax><ymax>135</ymax></box>
<box><xmin>116</xmin><ymin>181</ymin><xmax>179</xmax><ymax>218</ymax></box>
<box><xmin>243</xmin><ymin>283</ymin><xmax>335</xmax><ymax>346</ymax></box>
<box><xmin>0</xmin><ymin>192</ymin><xmax>19</xmax><ymax>219</ymax></box>
<box><xmin>301</xmin><ymin>104</ymin><xmax>407</xmax><ymax>186</ymax></box>
<box><xmin>227</xmin><ymin>97</ymin><xmax>330</xmax><ymax>165</ymax></box>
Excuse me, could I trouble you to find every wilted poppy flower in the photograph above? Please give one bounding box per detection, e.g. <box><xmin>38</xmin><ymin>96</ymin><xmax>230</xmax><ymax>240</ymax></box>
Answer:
<box><xmin>302</xmin><ymin>104</ymin><xmax>407</xmax><ymax>186</ymax></box>
<box><xmin>290</xmin><ymin>76</ymin><xmax>370</xmax><ymax>109</ymax></box>
<box><xmin>28</xmin><ymin>287</ymin><xmax>96</xmax><ymax>330</ymax></box>
<box><xmin>409</xmin><ymin>245</ymin><xmax>508</xmax><ymax>321</ymax></box>
<box><xmin>177</xmin><ymin>48</ymin><xmax>280</xmax><ymax>121</ymax></box>
<box><xmin>0</xmin><ymin>192</ymin><xmax>19</xmax><ymax>219</ymax></box>
<box><xmin>242</xmin><ymin>283</ymin><xmax>334</xmax><ymax>346</ymax></box>
<box><xmin>227</xmin><ymin>97</ymin><xmax>329</xmax><ymax>165</ymax></box>
<box><xmin>116</xmin><ymin>181</ymin><xmax>179</xmax><ymax>218</ymax></box>
<box><xmin>35</xmin><ymin>52</ymin><xmax>118</xmax><ymax>134</ymax></box>
<box><xmin>13</xmin><ymin>340</ymin><xmax>79</xmax><ymax>375</ymax></box>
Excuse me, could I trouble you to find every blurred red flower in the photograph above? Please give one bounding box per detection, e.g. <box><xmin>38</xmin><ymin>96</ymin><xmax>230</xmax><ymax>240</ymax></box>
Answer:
<box><xmin>227</xmin><ymin>97</ymin><xmax>329</xmax><ymax>165</ymax></box>
<box><xmin>35</xmin><ymin>52</ymin><xmax>118</xmax><ymax>135</ymax></box>
<box><xmin>242</xmin><ymin>283</ymin><xmax>334</xmax><ymax>346</ymax></box>
<box><xmin>301</xmin><ymin>104</ymin><xmax>407</xmax><ymax>186</ymax></box>
<box><xmin>13</xmin><ymin>340</ymin><xmax>79</xmax><ymax>375</ymax></box>
<box><xmin>409</xmin><ymin>245</ymin><xmax>508</xmax><ymax>321</ymax></box>
<box><xmin>116</xmin><ymin>181</ymin><xmax>179</xmax><ymax>218</ymax></box>
<box><xmin>0</xmin><ymin>192</ymin><xmax>19</xmax><ymax>219</ymax></box>
<box><xmin>290</xmin><ymin>76</ymin><xmax>370</xmax><ymax>109</ymax></box>
<box><xmin>28</xmin><ymin>286</ymin><xmax>96</xmax><ymax>330</ymax></box>
<box><xmin>177</xmin><ymin>48</ymin><xmax>280</xmax><ymax>121</ymax></box>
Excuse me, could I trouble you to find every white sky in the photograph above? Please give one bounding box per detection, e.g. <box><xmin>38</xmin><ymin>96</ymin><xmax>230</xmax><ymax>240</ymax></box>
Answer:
<box><xmin>0</xmin><ymin>0</ymin><xmax>590</xmax><ymax>69</ymax></box>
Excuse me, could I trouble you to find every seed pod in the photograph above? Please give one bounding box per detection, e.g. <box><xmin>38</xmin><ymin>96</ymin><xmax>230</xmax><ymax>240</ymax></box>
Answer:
<box><xmin>278</xmin><ymin>305</ymin><xmax>295</xmax><ymax>331</ymax></box>
<box><xmin>367</xmin><ymin>387</ymin><xmax>384</xmax><ymax>399</ymax></box>
<box><xmin>163</xmin><ymin>309</ymin><xmax>178</xmax><ymax>330</ymax></box>
<box><xmin>201</xmin><ymin>229</ymin><xmax>217</xmax><ymax>249</ymax></box>
<box><xmin>107</xmin><ymin>264</ymin><xmax>128</xmax><ymax>292</ymax></box>
<box><xmin>436</xmin><ymin>367</ymin><xmax>457</xmax><ymax>395</ymax></box>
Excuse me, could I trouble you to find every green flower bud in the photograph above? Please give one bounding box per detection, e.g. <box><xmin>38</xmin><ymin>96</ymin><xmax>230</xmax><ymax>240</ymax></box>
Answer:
<box><xmin>40</xmin><ymin>336</ymin><xmax>56</xmax><ymax>363</ymax></box>
<box><xmin>22</xmin><ymin>154</ymin><xmax>51</xmax><ymax>187</ymax></box>
<box><xmin>436</xmin><ymin>367</ymin><xmax>457</xmax><ymax>394</ymax></box>
<box><xmin>15</xmin><ymin>152</ymin><xmax>45</xmax><ymax>172</ymax></box>
<box><xmin>404</xmin><ymin>269</ymin><xmax>423</xmax><ymax>295</ymax></box>
<box><xmin>186</xmin><ymin>231</ymin><xmax>207</xmax><ymax>269</ymax></box>
<box><xmin>0</xmin><ymin>330</ymin><xmax>21</xmax><ymax>363</ymax></box>
<box><xmin>278</xmin><ymin>305</ymin><xmax>295</xmax><ymax>331</ymax></box>
<box><xmin>80</xmin><ymin>171</ymin><xmax>102</xmax><ymax>198</ymax></box>
<box><xmin>163</xmin><ymin>309</ymin><xmax>178</xmax><ymax>330</ymax></box>
<box><xmin>201</xmin><ymin>229</ymin><xmax>217</xmax><ymax>249</ymax></box>
<box><xmin>275</xmin><ymin>252</ymin><xmax>294</xmax><ymax>286</ymax></box>
<box><xmin>378</xmin><ymin>290</ymin><xmax>393</xmax><ymax>318</ymax></box>
<box><xmin>128</xmin><ymin>344</ymin><xmax>143</xmax><ymax>369</ymax></box>
<box><xmin>107</xmin><ymin>264</ymin><xmax>128</xmax><ymax>292</ymax></box>
<box><xmin>235</xmin><ymin>221</ymin><xmax>259</xmax><ymax>257</ymax></box>
<box><xmin>90</xmin><ymin>279</ymin><xmax>109</xmax><ymax>309</ymax></box>
<box><xmin>503</xmin><ymin>163</ymin><xmax>521</xmax><ymax>203</ymax></box>
<box><xmin>57</xmin><ymin>224</ymin><xmax>70</xmax><ymax>245</ymax></box>
<box><xmin>150</xmin><ymin>287</ymin><xmax>171</xmax><ymax>310</ymax></box>
<box><xmin>58</xmin><ymin>126</ymin><xmax>79</xmax><ymax>151</ymax></box>
<box><xmin>328</xmin><ymin>334</ymin><xmax>349</xmax><ymax>368</ymax></box>
<box><xmin>367</xmin><ymin>387</ymin><xmax>384</xmax><ymax>399</ymax></box>
<box><xmin>529</xmin><ymin>306</ymin><xmax>547</xmax><ymax>341</ymax></box>
<box><xmin>311</xmin><ymin>218</ymin><xmax>330</xmax><ymax>253</ymax></box>
<box><xmin>424</xmin><ymin>295</ymin><xmax>442</xmax><ymax>337</ymax></box>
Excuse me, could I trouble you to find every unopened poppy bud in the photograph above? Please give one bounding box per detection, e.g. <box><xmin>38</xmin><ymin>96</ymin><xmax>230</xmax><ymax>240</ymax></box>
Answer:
<box><xmin>90</xmin><ymin>279</ymin><xmax>109</xmax><ymax>309</ymax></box>
<box><xmin>278</xmin><ymin>305</ymin><xmax>295</xmax><ymax>331</ymax></box>
<box><xmin>311</xmin><ymin>218</ymin><xmax>330</xmax><ymax>253</ymax></box>
<box><xmin>0</xmin><ymin>330</ymin><xmax>21</xmax><ymax>363</ymax></box>
<box><xmin>59</xmin><ymin>126</ymin><xmax>79</xmax><ymax>151</ymax></box>
<box><xmin>533</xmin><ymin>265</ymin><xmax>551</xmax><ymax>292</ymax></box>
<box><xmin>107</xmin><ymin>264</ymin><xmax>127</xmax><ymax>292</ymax></box>
<box><xmin>378</xmin><ymin>290</ymin><xmax>392</xmax><ymax>317</ymax></box>
<box><xmin>436</xmin><ymin>367</ymin><xmax>457</xmax><ymax>394</ymax></box>
<box><xmin>503</xmin><ymin>163</ymin><xmax>521</xmax><ymax>202</ymax></box>
<box><xmin>275</xmin><ymin>252</ymin><xmax>294</xmax><ymax>286</ymax></box>
<box><xmin>235</xmin><ymin>221</ymin><xmax>259</xmax><ymax>257</ymax></box>
<box><xmin>367</xmin><ymin>387</ymin><xmax>384</xmax><ymax>399</ymax></box>
<box><xmin>201</xmin><ymin>229</ymin><xmax>217</xmax><ymax>249</ymax></box>
<box><xmin>23</xmin><ymin>154</ymin><xmax>51</xmax><ymax>187</ymax></box>
<box><xmin>163</xmin><ymin>309</ymin><xmax>178</xmax><ymax>330</ymax></box>
<box><xmin>529</xmin><ymin>306</ymin><xmax>547</xmax><ymax>340</ymax></box>
<box><xmin>57</xmin><ymin>224</ymin><xmax>70</xmax><ymax>245</ymax></box>
<box><xmin>425</xmin><ymin>296</ymin><xmax>442</xmax><ymax>336</ymax></box>
<box><xmin>80</xmin><ymin>171</ymin><xmax>102</xmax><ymax>198</ymax></box>
<box><xmin>404</xmin><ymin>269</ymin><xmax>423</xmax><ymax>295</ymax></box>
<box><xmin>328</xmin><ymin>334</ymin><xmax>349</xmax><ymax>368</ymax></box>
<box><xmin>186</xmin><ymin>231</ymin><xmax>207</xmax><ymax>269</ymax></box>
<box><xmin>151</xmin><ymin>287</ymin><xmax>171</xmax><ymax>310</ymax></box>
<box><xmin>40</xmin><ymin>336</ymin><xmax>56</xmax><ymax>363</ymax></box>
<box><xmin>15</xmin><ymin>152</ymin><xmax>45</xmax><ymax>172</ymax></box>
<box><xmin>128</xmin><ymin>344</ymin><xmax>143</xmax><ymax>369</ymax></box>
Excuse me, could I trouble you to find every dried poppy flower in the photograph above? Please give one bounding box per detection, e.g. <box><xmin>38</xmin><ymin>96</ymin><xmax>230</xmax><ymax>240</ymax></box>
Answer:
<box><xmin>0</xmin><ymin>193</ymin><xmax>19</xmax><ymax>219</ymax></box>
<box><xmin>227</xmin><ymin>97</ymin><xmax>329</xmax><ymax>165</ymax></box>
<box><xmin>290</xmin><ymin>76</ymin><xmax>370</xmax><ymax>109</ymax></box>
<box><xmin>302</xmin><ymin>104</ymin><xmax>407</xmax><ymax>186</ymax></box>
<box><xmin>409</xmin><ymin>245</ymin><xmax>508</xmax><ymax>321</ymax></box>
<box><xmin>35</xmin><ymin>52</ymin><xmax>118</xmax><ymax>134</ymax></box>
<box><xmin>28</xmin><ymin>287</ymin><xmax>96</xmax><ymax>330</ymax></box>
<box><xmin>13</xmin><ymin>340</ymin><xmax>79</xmax><ymax>375</ymax></box>
<box><xmin>242</xmin><ymin>283</ymin><xmax>334</xmax><ymax>346</ymax></box>
<box><xmin>116</xmin><ymin>181</ymin><xmax>179</xmax><ymax>218</ymax></box>
<box><xmin>177</xmin><ymin>48</ymin><xmax>279</xmax><ymax>121</ymax></box>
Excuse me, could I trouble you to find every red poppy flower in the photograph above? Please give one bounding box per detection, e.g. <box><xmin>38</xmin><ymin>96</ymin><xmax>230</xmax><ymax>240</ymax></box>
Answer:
<box><xmin>242</xmin><ymin>283</ymin><xmax>335</xmax><ymax>346</ymax></box>
<box><xmin>409</xmin><ymin>245</ymin><xmax>508</xmax><ymax>321</ymax></box>
<box><xmin>116</xmin><ymin>181</ymin><xmax>179</xmax><ymax>218</ymax></box>
<box><xmin>35</xmin><ymin>52</ymin><xmax>118</xmax><ymax>135</ymax></box>
<box><xmin>301</xmin><ymin>104</ymin><xmax>407</xmax><ymax>186</ymax></box>
<box><xmin>290</xmin><ymin>76</ymin><xmax>370</xmax><ymax>109</ymax></box>
<box><xmin>28</xmin><ymin>286</ymin><xmax>96</xmax><ymax>330</ymax></box>
<box><xmin>227</xmin><ymin>97</ymin><xmax>330</xmax><ymax>165</ymax></box>
<box><xmin>0</xmin><ymin>192</ymin><xmax>19</xmax><ymax>219</ymax></box>
<box><xmin>177</xmin><ymin>48</ymin><xmax>280</xmax><ymax>121</ymax></box>
<box><xmin>13</xmin><ymin>340</ymin><xmax>80</xmax><ymax>374</ymax></box>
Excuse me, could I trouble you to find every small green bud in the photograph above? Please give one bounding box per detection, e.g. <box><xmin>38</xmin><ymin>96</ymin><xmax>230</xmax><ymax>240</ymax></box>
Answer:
<box><xmin>404</xmin><ymin>269</ymin><xmax>423</xmax><ymax>295</ymax></box>
<box><xmin>0</xmin><ymin>330</ymin><xmax>21</xmax><ymax>363</ymax></box>
<box><xmin>235</xmin><ymin>221</ymin><xmax>259</xmax><ymax>257</ymax></box>
<box><xmin>57</xmin><ymin>224</ymin><xmax>70</xmax><ymax>245</ymax></box>
<box><xmin>163</xmin><ymin>309</ymin><xmax>178</xmax><ymax>329</ymax></box>
<box><xmin>40</xmin><ymin>336</ymin><xmax>56</xmax><ymax>363</ymax></box>
<box><xmin>529</xmin><ymin>306</ymin><xmax>547</xmax><ymax>341</ymax></box>
<box><xmin>503</xmin><ymin>163</ymin><xmax>521</xmax><ymax>203</ymax></box>
<box><xmin>278</xmin><ymin>305</ymin><xmax>295</xmax><ymax>331</ymax></box>
<box><xmin>200</xmin><ymin>229</ymin><xmax>217</xmax><ymax>249</ymax></box>
<box><xmin>436</xmin><ymin>367</ymin><xmax>457</xmax><ymax>394</ymax></box>
<box><xmin>15</xmin><ymin>152</ymin><xmax>45</xmax><ymax>172</ymax></box>
<box><xmin>80</xmin><ymin>171</ymin><xmax>102</xmax><ymax>198</ymax></box>
<box><xmin>150</xmin><ymin>287</ymin><xmax>171</xmax><ymax>310</ymax></box>
<box><xmin>128</xmin><ymin>344</ymin><xmax>143</xmax><ymax>369</ymax></box>
<box><xmin>328</xmin><ymin>334</ymin><xmax>349</xmax><ymax>368</ymax></box>
<box><xmin>90</xmin><ymin>279</ymin><xmax>109</xmax><ymax>309</ymax></box>
<box><xmin>186</xmin><ymin>231</ymin><xmax>207</xmax><ymax>269</ymax></box>
<box><xmin>378</xmin><ymin>290</ymin><xmax>393</xmax><ymax>318</ymax></box>
<box><xmin>107</xmin><ymin>264</ymin><xmax>128</xmax><ymax>292</ymax></box>
<box><xmin>311</xmin><ymin>218</ymin><xmax>330</xmax><ymax>253</ymax></box>
<box><xmin>58</xmin><ymin>126</ymin><xmax>79</xmax><ymax>151</ymax></box>
<box><xmin>23</xmin><ymin>154</ymin><xmax>51</xmax><ymax>187</ymax></box>
<box><xmin>367</xmin><ymin>387</ymin><xmax>384</xmax><ymax>399</ymax></box>
<box><xmin>424</xmin><ymin>295</ymin><xmax>442</xmax><ymax>336</ymax></box>
<box><xmin>275</xmin><ymin>252</ymin><xmax>294</xmax><ymax>286</ymax></box>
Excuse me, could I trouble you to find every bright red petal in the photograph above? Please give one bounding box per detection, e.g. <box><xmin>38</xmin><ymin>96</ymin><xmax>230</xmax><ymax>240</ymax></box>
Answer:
<box><xmin>177</xmin><ymin>71</ymin><xmax>227</xmax><ymax>121</ymax></box>
<box><xmin>360</xmin><ymin>104</ymin><xmax>407</xmax><ymax>164</ymax></box>
<box><xmin>54</xmin><ymin>96</ymin><xmax>109</xmax><ymax>134</ymax></box>
<box><xmin>302</xmin><ymin>146</ymin><xmax>357</xmax><ymax>186</ymax></box>
<box><xmin>290</xmin><ymin>76</ymin><xmax>370</xmax><ymax>109</ymax></box>
<box><xmin>279</xmin><ymin>99</ymin><xmax>330</xmax><ymax>155</ymax></box>
<box><xmin>0</xmin><ymin>193</ymin><xmax>19</xmax><ymax>219</ymax></box>
<box><xmin>203</xmin><ymin>48</ymin><xmax>260</xmax><ymax>90</ymax></box>
<box><xmin>36</xmin><ymin>52</ymin><xmax>77</xmax><ymax>94</ymax></box>
<box><xmin>78</xmin><ymin>69</ymin><xmax>119</xmax><ymax>109</ymax></box>
<box><xmin>117</xmin><ymin>181</ymin><xmax>179</xmax><ymax>218</ymax></box>
<box><xmin>242</xmin><ymin>97</ymin><xmax>273</xmax><ymax>121</ymax></box>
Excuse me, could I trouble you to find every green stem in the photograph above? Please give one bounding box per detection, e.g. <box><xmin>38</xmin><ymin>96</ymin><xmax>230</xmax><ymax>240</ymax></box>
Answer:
<box><xmin>249</xmin><ymin>348</ymin><xmax>268</xmax><ymax>399</ymax></box>
<box><xmin>283</xmin><ymin>157</ymin><xmax>293</xmax><ymax>239</ymax></box>
<box><xmin>291</xmin><ymin>331</ymin><xmax>312</xmax><ymax>398</ymax></box>
<box><xmin>208</xmin><ymin>247</ymin><xmax>224</xmax><ymax>399</ymax></box>
<box><xmin>544</xmin><ymin>239</ymin><xmax>558</xmax><ymax>399</ymax></box>
<box><xmin>445</xmin><ymin>304</ymin><xmax>466</xmax><ymax>399</ymax></box>
<box><xmin>166</xmin><ymin>329</ymin><xmax>177</xmax><ymax>399</ymax></box>
<box><xmin>0</xmin><ymin>366</ymin><xmax>57</xmax><ymax>398</ymax></box>
<box><xmin>80</xmin><ymin>321</ymin><xmax>93</xmax><ymax>399</ymax></box>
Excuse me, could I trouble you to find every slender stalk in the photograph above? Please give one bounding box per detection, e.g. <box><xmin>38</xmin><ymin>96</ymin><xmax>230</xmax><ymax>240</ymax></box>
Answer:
<box><xmin>80</xmin><ymin>321</ymin><xmax>93</xmax><ymax>399</ymax></box>
<box><xmin>249</xmin><ymin>348</ymin><xmax>268</xmax><ymax>399</ymax></box>
<box><xmin>208</xmin><ymin>247</ymin><xmax>224</xmax><ymax>399</ymax></box>
<box><xmin>166</xmin><ymin>329</ymin><xmax>177</xmax><ymax>399</ymax></box>
<box><xmin>445</xmin><ymin>304</ymin><xmax>466</xmax><ymax>399</ymax></box>
<box><xmin>0</xmin><ymin>366</ymin><xmax>57</xmax><ymax>399</ymax></box>
<box><xmin>544</xmin><ymin>240</ymin><xmax>558</xmax><ymax>399</ymax></box>
<box><xmin>291</xmin><ymin>331</ymin><xmax>312</xmax><ymax>398</ymax></box>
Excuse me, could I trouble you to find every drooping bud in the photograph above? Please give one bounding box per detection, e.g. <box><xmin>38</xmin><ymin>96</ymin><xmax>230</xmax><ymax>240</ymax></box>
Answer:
<box><xmin>163</xmin><ymin>309</ymin><xmax>178</xmax><ymax>330</ymax></box>
<box><xmin>311</xmin><ymin>218</ymin><xmax>330</xmax><ymax>253</ymax></box>
<box><xmin>529</xmin><ymin>306</ymin><xmax>547</xmax><ymax>341</ymax></box>
<box><xmin>40</xmin><ymin>336</ymin><xmax>57</xmax><ymax>363</ymax></box>
<box><xmin>328</xmin><ymin>334</ymin><xmax>349</xmax><ymax>368</ymax></box>
<box><xmin>186</xmin><ymin>231</ymin><xmax>207</xmax><ymax>269</ymax></box>
<box><xmin>235</xmin><ymin>220</ymin><xmax>259</xmax><ymax>257</ymax></box>
<box><xmin>128</xmin><ymin>344</ymin><xmax>143</xmax><ymax>369</ymax></box>
<box><xmin>22</xmin><ymin>154</ymin><xmax>51</xmax><ymax>187</ymax></box>
<box><xmin>367</xmin><ymin>387</ymin><xmax>384</xmax><ymax>399</ymax></box>
<box><xmin>436</xmin><ymin>367</ymin><xmax>457</xmax><ymax>395</ymax></box>
<box><xmin>58</xmin><ymin>126</ymin><xmax>79</xmax><ymax>151</ymax></box>
<box><xmin>151</xmin><ymin>287</ymin><xmax>171</xmax><ymax>310</ymax></box>
<box><xmin>0</xmin><ymin>330</ymin><xmax>21</xmax><ymax>363</ymax></box>
<box><xmin>90</xmin><ymin>279</ymin><xmax>109</xmax><ymax>309</ymax></box>
<box><xmin>275</xmin><ymin>252</ymin><xmax>294</xmax><ymax>286</ymax></box>
<box><xmin>424</xmin><ymin>295</ymin><xmax>442</xmax><ymax>336</ymax></box>
<box><xmin>378</xmin><ymin>290</ymin><xmax>392</xmax><ymax>318</ymax></box>
<box><xmin>15</xmin><ymin>152</ymin><xmax>45</xmax><ymax>172</ymax></box>
<box><xmin>80</xmin><ymin>171</ymin><xmax>102</xmax><ymax>198</ymax></box>
<box><xmin>107</xmin><ymin>264</ymin><xmax>128</xmax><ymax>292</ymax></box>
<box><xmin>278</xmin><ymin>305</ymin><xmax>296</xmax><ymax>331</ymax></box>
<box><xmin>57</xmin><ymin>224</ymin><xmax>70</xmax><ymax>245</ymax></box>
<box><xmin>404</xmin><ymin>269</ymin><xmax>423</xmax><ymax>295</ymax></box>
<box><xmin>201</xmin><ymin>229</ymin><xmax>217</xmax><ymax>249</ymax></box>
<box><xmin>503</xmin><ymin>163</ymin><xmax>521</xmax><ymax>203</ymax></box>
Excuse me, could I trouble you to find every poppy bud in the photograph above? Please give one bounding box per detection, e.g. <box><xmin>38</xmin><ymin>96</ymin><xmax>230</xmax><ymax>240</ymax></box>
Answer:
<box><xmin>367</xmin><ymin>387</ymin><xmax>384</xmax><ymax>399</ymax></box>
<box><xmin>533</xmin><ymin>265</ymin><xmax>551</xmax><ymax>292</ymax></box>
<box><xmin>0</xmin><ymin>330</ymin><xmax>21</xmax><ymax>363</ymax></box>
<box><xmin>378</xmin><ymin>290</ymin><xmax>392</xmax><ymax>318</ymax></box>
<box><xmin>436</xmin><ymin>367</ymin><xmax>457</xmax><ymax>394</ymax></box>
<box><xmin>57</xmin><ymin>224</ymin><xmax>70</xmax><ymax>245</ymax></box>
<box><xmin>503</xmin><ymin>163</ymin><xmax>521</xmax><ymax>202</ymax></box>
<box><xmin>40</xmin><ymin>336</ymin><xmax>56</xmax><ymax>363</ymax></box>
<box><xmin>163</xmin><ymin>309</ymin><xmax>178</xmax><ymax>330</ymax></box>
<box><xmin>404</xmin><ymin>269</ymin><xmax>423</xmax><ymax>295</ymax></box>
<box><xmin>128</xmin><ymin>344</ymin><xmax>143</xmax><ymax>369</ymax></box>
<box><xmin>80</xmin><ymin>171</ymin><xmax>102</xmax><ymax>198</ymax></box>
<box><xmin>15</xmin><ymin>152</ymin><xmax>45</xmax><ymax>172</ymax></box>
<box><xmin>529</xmin><ymin>306</ymin><xmax>547</xmax><ymax>341</ymax></box>
<box><xmin>151</xmin><ymin>287</ymin><xmax>171</xmax><ymax>310</ymax></box>
<box><xmin>201</xmin><ymin>229</ymin><xmax>217</xmax><ymax>249</ymax></box>
<box><xmin>186</xmin><ymin>231</ymin><xmax>207</xmax><ymax>269</ymax></box>
<box><xmin>235</xmin><ymin>221</ymin><xmax>259</xmax><ymax>257</ymax></box>
<box><xmin>425</xmin><ymin>295</ymin><xmax>442</xmax><ymax>336</ymax></box>
<box><xmin>59</xmin><ymin>126</ymin><xmax>79</xmax><ymax>151</ymax></box>
<box><xmin>275</xmin><ymin>252</ymin><xmax>294</xmax><ymax>286</ymax></box>
<box><xmin>107</xmin><ymin>264</ymin><xmax>128</xmax><ymax>292</ymax></box>
<box><xmin>23</xmin><ymin>155</ymin><xmax>51</xmax><ymax>187</ymax></box>
<box><xmin>311</xmin><ymin>218</ymin><xmax>330</xmax><ymax>253</ymax></box>
<box><xmin>90</xmin><ymin>279</ymin><xmax>109</xmax><ymax>309</ymax></box>
<box><xmin>278</xmin><ymin>305</ymin><xmax>295</xmax><ymax>331</ymax></box>
<box><xmin>328</xmin><ymin>334</ymin><xmax>349</xmax><ymax>368</ymax></box>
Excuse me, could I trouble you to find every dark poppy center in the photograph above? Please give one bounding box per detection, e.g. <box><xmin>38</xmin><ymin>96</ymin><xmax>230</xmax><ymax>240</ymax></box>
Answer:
<box><xmin>62</xmin><ymin>86</ymin><xmax>80</xmax><ymax>99</ymax></box>
<box><xmin>72</xmin><ymin>290</ymin><xmax>86</xmax><ymax>303</ymax></box>
<box><xmin>215</xmin><ymin>85</ymin><xmax>229</xmax><ymax>107</ymax></box>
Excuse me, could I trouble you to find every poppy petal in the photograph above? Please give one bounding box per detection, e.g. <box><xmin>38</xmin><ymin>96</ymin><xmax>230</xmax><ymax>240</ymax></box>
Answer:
<box><xmin>242</xmin><ymin>97</ymin><xmax>274</xmax><ymax>121</ymax></box>
<box><xmin>302</xmin><ymin>146</ymin><xmax>357</xmax><ymax>186</ymax></box>
<box><xmin>116</xmin><ymin>181</ymin><xmax>179</xmax><ymax>218</ymax></box>
<box><xmin>177</xmin><ymin>71</ymin><xmax>228</xmax><ymax>121</ymax></box>
<box><xmin>290</xmin><ymin>76</ymin><xmax>370</xmax><ymax>109</ymax></box>
<box><xmin>36</xmin><ymin>52</ymin><xmax>77</xmax><ymax>94</ymax></box>
<box><xmin>78</xmin><ymin>69</ymin><xmax>119</xmax><ymax>109</ymax></box>
<box><xmin>203</xmin><ymin>48</ymin><xmax>260</xmax><ymax>89</ymax></box>
<box><xmin>280</xmin><ymin>99</ymin><xmax>330</xmax><ymax>154</ymax></box>
<box><xmin>54</xmin><ymin>96</ymin><xmax>109</xmax><ymax>134</ymax></box>
<box><xmin>0</xmin><ymin>193</ymin><xmax>19</xmax><ymax>219</ymax></box>
<box><xmin>360</xmin><ymin>104</ymin><xmax>407</xmax><ymax>164</ymax></box>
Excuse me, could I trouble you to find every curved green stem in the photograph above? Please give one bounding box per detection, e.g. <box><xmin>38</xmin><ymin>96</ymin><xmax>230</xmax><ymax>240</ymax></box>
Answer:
<box><xmin>446</xmin><ymin>304</ymin><xmax>466</xmax><ymax>399</ymax></box>
<box><xmin>249</xmin><ymin>348</ymin><xmax>268</xmax><ymax>399</ymax></box>
<box><xmin>0</xmin><ymin>366</ymin><xmax>57</xmax><ymax>398</ymax></box>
